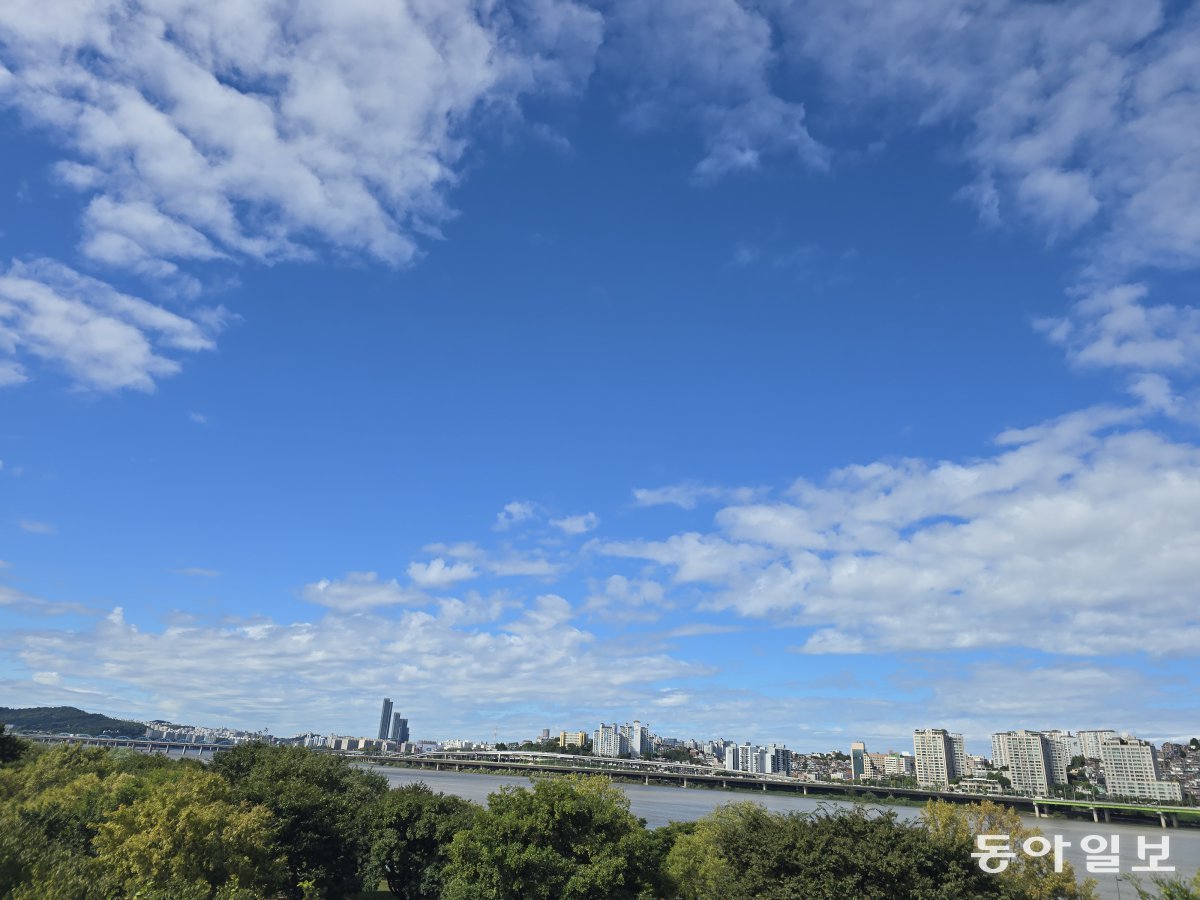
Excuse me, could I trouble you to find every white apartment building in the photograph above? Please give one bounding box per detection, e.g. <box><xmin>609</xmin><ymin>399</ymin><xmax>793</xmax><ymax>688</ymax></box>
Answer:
<box><xmin>1100</xmin><ymin>737</ymin><xmax>1183</xmax><ymax>802</ymax></box>
<box><xmin>1079</xmin><ymin>729</ymin><xmax>1117</xmax><ymax>760</ymax></box>
<box><xmin>993</xmin><ymin>730</ymin><xmax>1059</xmax><ymax>796</ymax></box>
<box><xmin>623</xmin><ymin>720</ymin><xmax>651</xmax><ymax>757</ymax></box>
<box><xmin>884</xmin><ymin>752</ymin><xmax>915</xmax><ymax>777</ymax></box>
<box><xmin>991</xmin><ymin>733</ymin><xmax>1010</xmax><ymax>769</ymax></box>
<box><xmin>913</xmin><ymin>728</ymin><xmax>966</xmax><ymax>788</ymax></box>
<box><xmin>1040</xmin><ymin>731</ymin><xmax>1072</xmax><ymax>785</ymax></box>
<box><xmin>593</xmin><ymin>723</ymin><xmax>628</xmax><ymax>758</ymax></box>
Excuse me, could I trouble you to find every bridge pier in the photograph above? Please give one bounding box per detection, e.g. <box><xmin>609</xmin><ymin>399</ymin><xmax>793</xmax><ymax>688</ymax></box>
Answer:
<box><xmin>1159</xmin><ymin>812</ymin><xmax>1168</xmax><ymax>829</ymax></box>
<box><xmin>762</xmin><ymin>783</ymin><xmax>767</xmax><ymax>792</ymax></box>
<box><xmin>722</xmin><ymin>780</ymin><xmax>727</xmax><ymax>789</ymax></box>
<box><xmin>802</xmin><ymin>785</ymin><xmax>808</xmax><ymax>796</ymax></box>
<box><xmin>682</xmin><ymin>778</ymin><xmax>688</xmax><ymax>788</ymax></box>
<box><xmin>1104</xmin><ymin>809</ymin><xmax>1111</xmax><ymax>823</ymax></box>
<box><xmin>435</xmin><ymin>763</ymin><xmax>440</xmax><ymax>771</ymax></box>
<box><xmin>644</xmin><ymin>775</ymin><xmax>649</xmax><ymax>785</ymax></box>
<box><xmin>1092</xmin><ymin>809</ymin><xmax>1099</xmax><ymax>823</ymax></box>
<box><xmin>1032</xmin><ymin>803</ymin><xmax>1040</xmax><ymax>818</ymax></box>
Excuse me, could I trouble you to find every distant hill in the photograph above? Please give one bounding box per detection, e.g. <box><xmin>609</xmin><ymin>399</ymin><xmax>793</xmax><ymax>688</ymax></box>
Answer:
<box><xmin>0</xmin><ymin>706</ymin><xmax>146</xmax><ymax>737</ymax></box>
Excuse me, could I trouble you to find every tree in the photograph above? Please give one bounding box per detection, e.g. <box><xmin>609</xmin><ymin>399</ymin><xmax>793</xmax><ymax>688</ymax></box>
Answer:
<box><xmin>211</xmin><ymin>742</ymin><xmax>388</xmax><ymax>898</ymax></box>
<box><xmin>442</xmin><ymin>775</ymin><xmax>657</xmax><ymax>900</ymax></box>
<box><xmin>666</xmin><ymin>801</ymin><xmax>1001</xmax><ymax>900</ymax></box>
<box><xmin>1123</xmin><ymin>871</ymin><xmax>1200</xmax><ymax>899</ymax></box>
<box><xmin>362</xmin><ymin>783</ymin><xmax>478</xmax><ymax>898</ymax></box>
<box><xmin>921</xmin><ymin>799</ymin><xmax>1096</xmax><ymax>899</ymax></box>
<box><xmin>0</xmin><ymin>725</ymin><xmax>28</xmax><ymax>764</ymax></box>
<box><xmin>92</xmin><ymin>767</ymin><xmax>286</xmax><ymax>898</ymax></box>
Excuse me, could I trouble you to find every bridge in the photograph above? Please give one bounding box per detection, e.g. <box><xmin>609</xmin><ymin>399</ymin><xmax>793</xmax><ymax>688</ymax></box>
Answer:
<box><xmin>19</xmin><ymin>738</ymin><xmax>1194</xmax><ymax>828</ymax></box>
<box><xmin>21</xmin><ymin>733</ymin><xmax>224</xmax><ymax>758</ymax></box>
<box><xmin>347</xmin><ymin>749</ymin><xmax>1197</xmax><ymax>828</ymax></box>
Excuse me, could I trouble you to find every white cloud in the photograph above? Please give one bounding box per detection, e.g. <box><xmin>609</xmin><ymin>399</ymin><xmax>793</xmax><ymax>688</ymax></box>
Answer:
<box><xmin>550</xmin><ymin>511</ymin><xmax>598</xmax><ymax>534</ymax></box>
<box><xmin>632</xmin><ymin>482</ymin><xmax>762</xmax><ymax>510</ymax></box>
<box><xmin>785</xmin><ymin>0</ymin><xmax>1200</xmax><ymax>275</ymax></box>
<box><xmin>600</xmin><ymin>532</ymin><xmax>772</xmax><ymax>583</ymax></box>
<box><xmin>0</xmin><ymin>582</ymin><xmax>92</xmax><ymax>616</ymax></box>
<box><xmin>406</xmin><ymin>557</ymin><xmax>478</xmax><ymax>589</ymax></box>
<box><xmin>6</xmin><ymin>596</ymin><xmax>696</xmax><ymax>736</ymax></box>
<box><xmin>0</xmin><ymin>0</ymin><xmax>603</xmax><ymax>273</ymax></box>
<box><xmin>494</xmin><ymin>500</ymin><xmax>538</xmax><ymax>530</ymax></box>
<box><xmin>584</xmin><ymin>574</ymin><xmax>669</xmax><ymax>622</ymax></box>
<box><xmin>485</xmin><ymin>555</ymin><xmax>561</xmax><ymax>578</ymax></box>
<box><xmin>666</xmin><ymin>409</ymin><xmax>1200</xmax><ymax>656</ymax></box>
<box><xmin>601</xmin><ymin>0</ymin><xmax>827</xmax><ymax>180</ymax></box>
<box><xmin>301</xmin><ymin>572</ymin><xmax>428</xmax><ymax>612</ymax></box>
<box><xmin>0</xmin><ymin>258</ymin><xmax>223</xmax><ymax>391</ymax></box>
<box><xmin>17</xmin><ymin>518</ymin><xmax>55</xmax><ymax>535</ymax></box>
<box><xmin>189</xmin><ymin>411</ymin><xmax>208</xmax><ymax>425</ymax></box>
<box><xmin>1037</xmin><ymin>283</ymin><xmax>1200</xmax><ymax>373</ymax></box>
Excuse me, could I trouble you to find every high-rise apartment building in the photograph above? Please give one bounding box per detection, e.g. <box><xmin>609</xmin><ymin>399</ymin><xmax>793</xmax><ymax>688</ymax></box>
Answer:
<box><xmin>913</xmin><ymin>728</ymin><xmax>966</xmax><ymax>788</ymax></box>
<box><xmin>991</xmin><ymin>732</ymin><xmax>1010</xmax><ymax>769</ymax></box>
<box><xmin>992</xmin><ymin>730</ymin><xmax>1059</xmax><ymax>796</ymax></box>
<box><xmin>377</xmin><ymin>698</ymin><xmax>393</xmax><ymax>742</ymax></box>
<box><xmin>593</xmin><ymin>723</ymin><xmax>628</xmax><ymax>758</ymax></box>
<box><xmin>625</xmin><ymin>720</ymin><xmax>651</xmax><ymax>757</ymax></box>
<box><xmin>1040</xmin><ymin>731</ymin><xmax>1073</xmax><ymax>785</ymax></box>
<box><xmin>1100</xmin><ymin>737</ymin><xmax>1183</xmax><ymax>802</ymax></box>
<box><xmin>1079</xmin><ymin>730</ymin><xmax>1117</xmax><ymax>760</ymax></box>
<box><xmin>390</xmin><ymin>713</ymin><xmax>409</xmax><ymax>744</ymax></box>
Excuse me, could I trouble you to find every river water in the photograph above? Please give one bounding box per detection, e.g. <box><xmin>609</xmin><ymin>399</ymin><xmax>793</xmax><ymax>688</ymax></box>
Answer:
<box><xmin>361</xmin><ymin>765</ymin><xmax>1199</xmax><ymax>899</ymax></box>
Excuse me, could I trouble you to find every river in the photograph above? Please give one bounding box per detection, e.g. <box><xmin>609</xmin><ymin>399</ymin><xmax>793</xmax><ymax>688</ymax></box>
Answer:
<box><xmin>360</xmin><ymin>765</ymin><xmax>1199</xmax><ymax>899</ymax></box>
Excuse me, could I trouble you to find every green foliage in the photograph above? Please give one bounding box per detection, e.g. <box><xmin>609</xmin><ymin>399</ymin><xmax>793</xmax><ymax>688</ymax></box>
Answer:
<box><xmin>442</xmin><ymin>775</ymin><xmax>657</xmax><ymax>900</ymax></box>
<box><xmin>92</xmin><ymin>767</ymin><xmax>286</xmax><ymax>897</ymax></box>
<box><xmin>658</xmin><ymin>748</ymin><xmax>693</xmax><ymax>764</ymax></box>
<box><xmin>666</xmin><ymin>801</ymin><xmax>1004</xmax><ymax>900</ymax></box>
<box><xmin>0</xmin><ymin>706</ymin><xmax>145</xmax><ymax>737</ymax></box>
<box><xmin>1123</xmin><ymin>871</ymin><xmax>1200</xmax><ymax>899</ymax></box>
<box><xmin>212</xmin><ymin>742</ymin><xmax>388</xmax><ymax>898</ymax></box>
<box><xmin>921</xmin><ymin>799</ymin><xmax>1096</xmax><ymax>899</ymax></box>
<box><xmin>0</xmin><ymin>724</ymin><xmax>28</xmax><ymax>763</ymax></box>
<box><xmin>0</xmin><ymin>741</ymin><xmax>281</xmax><ymax>899</ymax></box>
<box><xmin>362</xmin><ymin>782</ymin><xmax>478</xmax><ymax>898</ymax></box>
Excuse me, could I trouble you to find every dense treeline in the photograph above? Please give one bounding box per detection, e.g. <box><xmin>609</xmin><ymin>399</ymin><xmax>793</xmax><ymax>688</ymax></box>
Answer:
<box><xmin>0</xmin><ymin>706</ymin><xmax>145</xmax><ymax>737</ymax></box>
<box><xmin>1</xmin><ymin>726</ymin><xmax>1195</xmax><ymax>899</ymax></box>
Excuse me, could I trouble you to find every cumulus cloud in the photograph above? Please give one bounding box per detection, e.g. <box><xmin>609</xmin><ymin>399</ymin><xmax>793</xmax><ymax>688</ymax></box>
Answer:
<box><xmin>406</xmin><ymin>557</ymin><xmax>478</xmax><ymax>589</ymax></box>
<box><xmin>0</xmin><ymin>582</ymin><xmax>93</xmax><ymax>616</ymax></box>
<box><xmin>649</xmin><ymin>409</ymin><xmax>1200</xmax><ymax>657</ymax></box>
<box><xmin>0</xmin><ymin>258</ymin><xmax>223</xmax><ymax>391</ymax></box>
<box><xmin>8</xmin><ymin>597</ymin><xmax>696</xmax><ymax>736</ymax></box>
<box><xmin>1037</xmin><ymin>283</ymin><xmax>1200</xmax><ymax>373</ymax></box>
<box><xmin>550</xmin><ymin>511</ymin><xmax>598</xmax><ymax>534</ymax></box>
<box><xmin>301</xmin><ymin>572</ymin><xmax>428</xmax><ymax>612</ymax></box>
<box><xmin>632</xmin><ymin>483</ymin><xmax>762</xmax><ymax>510</ymax></box>
<box><xmin>584</xmin><ymin>574</ymin><xmax>670</xmax><ymax>622</ymax></box>
<box><xmin>0</xmin><ymin>0</ymin><xmax>603</xmax><ymax>273</ymax></box>
<box><xmin>600</xmin><ymin>532</ymin><xmax>773</xmax><ymax>583</ymax></box>
<box><xmin>784</xmin><ymin>0</ymin><xmax>1200</xmax><ymax>275</ymax></box>
<box><xmin>600</xmin><ymin>0</ymin><xmax>827</xmax><ymax>180</ymax></box>
<box><xmin>494</xmin><ymin>500</ymin><xmax>538</xmax><ymax>530</ymax></box>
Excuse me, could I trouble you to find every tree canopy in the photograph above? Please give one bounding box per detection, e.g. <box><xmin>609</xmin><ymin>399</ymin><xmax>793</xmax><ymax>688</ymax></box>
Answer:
<box><xmin>442</xmin><ymin>775</ymin><xmax>659</xmax><ymax>900</ymax></box>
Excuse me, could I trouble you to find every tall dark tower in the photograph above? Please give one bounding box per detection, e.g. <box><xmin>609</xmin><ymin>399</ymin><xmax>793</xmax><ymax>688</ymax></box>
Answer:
<box><xmin>377</xmin><ymin>698</ymin><xmax>393</xmax><ymax>741</ymax></box>
<box><xmin>391</xmin><ymin>712</ymin><xmax>409</xmax><ymax>744</ymax></box>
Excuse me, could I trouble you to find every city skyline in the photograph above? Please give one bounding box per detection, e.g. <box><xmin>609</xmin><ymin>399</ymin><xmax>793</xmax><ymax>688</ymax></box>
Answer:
<box><xmin>1</xmin><ymin>1</ymin><xmax>1199</xmax><ymax>749</ymax></box>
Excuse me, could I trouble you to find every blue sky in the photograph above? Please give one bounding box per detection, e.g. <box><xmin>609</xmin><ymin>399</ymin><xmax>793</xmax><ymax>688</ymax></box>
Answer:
<box><xmin>1</xmin><ymin>0</ymin><xmax>1198</xmax><ymax>754</ymax></box>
